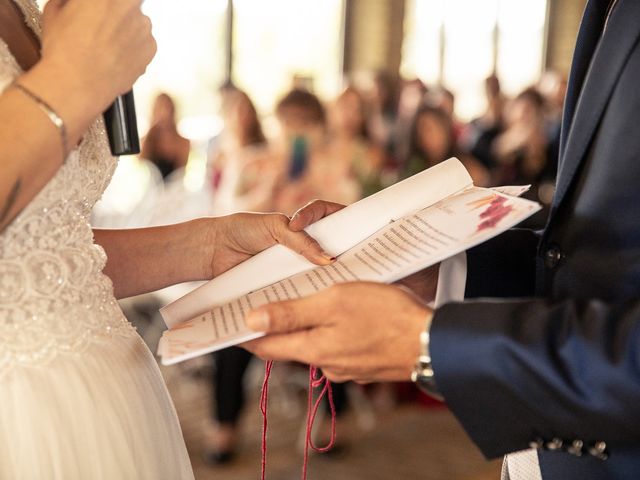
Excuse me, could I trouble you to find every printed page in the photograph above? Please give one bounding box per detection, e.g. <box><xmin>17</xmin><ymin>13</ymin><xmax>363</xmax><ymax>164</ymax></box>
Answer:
<box><xmin>159</xmin><ymin>186</ymin><xmax>540</xmax><ymax>365</ymax></box>
<box><xmin>160</xmin><ymin>158</ymin><xmax>472</xmax><ymax>328</ymax></box>
<box><xmin>492</xmin><ymin>185</ymin><xmax>531</xmax><ymax>197</ymax></box>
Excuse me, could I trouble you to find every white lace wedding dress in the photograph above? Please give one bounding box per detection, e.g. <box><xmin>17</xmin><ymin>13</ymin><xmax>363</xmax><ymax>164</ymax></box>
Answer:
<box><xmin>0</xmin><ymin>1</ymin><xmax>194</xmax><ymax>478</ymax></box>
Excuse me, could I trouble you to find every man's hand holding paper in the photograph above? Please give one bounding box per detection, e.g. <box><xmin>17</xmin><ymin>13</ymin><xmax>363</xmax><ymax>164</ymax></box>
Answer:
<box><xmin>244</xmin><ymin>282</ymin><xmax>431</xmax><ymax>383</ymax></box>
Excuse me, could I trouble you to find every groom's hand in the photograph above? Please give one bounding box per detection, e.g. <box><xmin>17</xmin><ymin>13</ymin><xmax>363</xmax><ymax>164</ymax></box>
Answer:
<box><xmin>208</xmin><ymin>200</ymin><xmax>345</xmax><ymax>278</ymax></box>
<box><xmin>243</xmin><ymin>282</ymin><xmax>431</xmax><ymax>383</ymax></box>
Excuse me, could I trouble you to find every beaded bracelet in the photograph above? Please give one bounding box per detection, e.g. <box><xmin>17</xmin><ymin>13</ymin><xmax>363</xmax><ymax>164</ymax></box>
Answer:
<box><xmin>12</xmin><ymin>82</ymin><xmax>69</xmax><ymax>160</ymax></box>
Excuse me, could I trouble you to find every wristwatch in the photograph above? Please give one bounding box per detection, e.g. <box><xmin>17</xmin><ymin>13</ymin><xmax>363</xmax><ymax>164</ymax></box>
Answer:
<box><xmin>411</xmin><ymin>316</ymin><xmax>444</xmax><ymax>400</ymax></box>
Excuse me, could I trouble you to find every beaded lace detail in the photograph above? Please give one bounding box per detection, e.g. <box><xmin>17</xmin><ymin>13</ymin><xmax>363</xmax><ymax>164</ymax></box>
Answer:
<box><xmin>0</xmin><ymin>0</ymin><xmax>135</xmax><ymax>378</ymax></box>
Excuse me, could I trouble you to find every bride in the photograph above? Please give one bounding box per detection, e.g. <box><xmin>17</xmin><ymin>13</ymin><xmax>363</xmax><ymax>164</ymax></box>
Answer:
<box><xmin>0</xmin><ymin>0</ymin><xmax>338</xmax><ymax>478</ymax></box>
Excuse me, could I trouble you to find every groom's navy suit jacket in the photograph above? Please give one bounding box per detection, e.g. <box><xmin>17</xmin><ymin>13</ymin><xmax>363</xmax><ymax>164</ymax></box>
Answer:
<box><xmin>431</xmin><ymin>0</ymin><xmax>640</xmax><ymax>478</ymax></box>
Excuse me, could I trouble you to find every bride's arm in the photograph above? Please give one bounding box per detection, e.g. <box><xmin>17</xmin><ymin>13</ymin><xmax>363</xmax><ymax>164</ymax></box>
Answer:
<box><xmin>94</xmin><ymin>201</ymin><xmax>343</xmax><ymax>300</ymax></box>
<box><xmin>0</xmin><ymin>57</ymin><xmax>99</xmax><ymax>231</ymax></box>
<box><xmin>94</xmin><ymin>220</ymin><xmax>214</xmax><ymax>300</ymax></box>
<box><xmin>0</xmin><ymin>0</ymin><xmax>155</xmax><ymax>232</ymax></box>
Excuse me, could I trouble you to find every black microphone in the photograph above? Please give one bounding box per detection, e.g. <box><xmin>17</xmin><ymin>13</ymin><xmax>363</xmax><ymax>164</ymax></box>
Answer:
<box><xmin>103</xmin><ymin>90</ymin><xmax>141</xmax><ymax>156</ymax></box>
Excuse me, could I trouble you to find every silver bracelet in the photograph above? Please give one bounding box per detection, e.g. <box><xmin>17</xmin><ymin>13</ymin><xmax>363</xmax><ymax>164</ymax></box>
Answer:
<box><xmin>411</xmin><ymin>314</ymin><xmax>443</xmax><ymax>400</ymax></box>
<box><xmin>12</xmin><ymin>82</ymin><xmax>69</xmax><ymax>160</ymax></box>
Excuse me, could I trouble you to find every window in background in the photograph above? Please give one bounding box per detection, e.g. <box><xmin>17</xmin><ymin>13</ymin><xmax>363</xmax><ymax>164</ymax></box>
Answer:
<box><xmin>232</xmin><ymin>0</ymin><xmax>345</xmax><ymax>114</ymax></box>
<box><xmin>496</xmin><ymin>0</ymin><xmax>547</xmax><ymax>95</ymax></box>
<box><xmin>401</xmin><ymin>0</ymin><xmax>548</xmax><ymax>120</ymax></box>
<box><xmin>442</xmin><ymin>0</ymin><xmax>498</xmax><ymax>120</ymax></box>
<box><xmin>136</xmin><ymin>0</ymin><xmax>229</xmax><ymax>139</ymax></box>
<box><xmin>401</xmin><ymin>0</ymin><xmax>443</xmax><ymax>86</ymax></box>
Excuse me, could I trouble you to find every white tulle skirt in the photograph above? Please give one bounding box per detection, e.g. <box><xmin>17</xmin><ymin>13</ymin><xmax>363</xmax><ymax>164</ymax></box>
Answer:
<box><xmin>0</xmin><ymin>334</ymin><xmax>194</xmax><ymax>480</ymax></box>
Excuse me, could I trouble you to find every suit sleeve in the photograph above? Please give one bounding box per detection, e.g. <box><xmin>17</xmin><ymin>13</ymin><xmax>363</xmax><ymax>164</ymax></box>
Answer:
<box><xmin>430</xmin><ymin>296</ymin><xmax>640</xmax><ymax>459</ymax></box>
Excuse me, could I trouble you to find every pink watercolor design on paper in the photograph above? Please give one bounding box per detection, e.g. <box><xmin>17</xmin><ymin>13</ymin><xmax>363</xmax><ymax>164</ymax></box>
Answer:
<box><xmin>476</xmin><ymin>195</ymin><xmax>514</xmax><ymax>232</ymax></box>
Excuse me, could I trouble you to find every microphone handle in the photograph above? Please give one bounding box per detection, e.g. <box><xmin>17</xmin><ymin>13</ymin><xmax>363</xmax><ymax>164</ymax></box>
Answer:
<box><xmin>103</xmin><ymin>90</ymin><xmax>141</xmax><ymax>156</ymax></box>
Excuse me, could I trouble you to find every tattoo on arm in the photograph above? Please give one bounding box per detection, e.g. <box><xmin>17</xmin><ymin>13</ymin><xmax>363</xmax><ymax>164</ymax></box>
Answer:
<box><xmin>0</xmin><ymin>179</ymin><xmax>21</xmax><ymax>225</ymax></box>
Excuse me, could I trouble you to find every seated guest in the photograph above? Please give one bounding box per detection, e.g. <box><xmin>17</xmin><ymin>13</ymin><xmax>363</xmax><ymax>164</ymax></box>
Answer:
<box><xmin>493</xmin><ymin>87</ymin><xmax>557</xmax><ymax>227</ymax></box>
<box><xmin>209</xmin><ymin>88</ymin><xmax>274</xmax><ymax>214</ymax></box>
<box><xmin>362</xmin><ymin>70</ymin><xmax>398</xmax><ymax>156</ymax></box>
<box><xmin>461</xmin><ymin>74</ymin><xmax>506</xmax><ymax>171</ymax></box>
<box><xmin>326</xmin><ymin>86</ymin><xmax>387</xmax><ymax>197</ymax></box>
<box><xmin>207</xmin><ymin>81</ymin><xmax>238</xmax><ymax>191</ymax></box>
<box><xmin>493</xmin><ymin>88</ymin><xmax>552</xmax><ymax>184</ymax></box>
<box><xmin>140</xmin><ymin>93</ymin><xmax>190</xmax><ymax>180</ymax></box>
<box><xmin>538</xmin><ymin>70</ymin><xmax>568</xmax><ymax>126</ymax></box>
<box><xmin>273</xmin><ymin>88</ymin><xmax>360</xmax><ymax>215</ymax></box>
<box><xmin>403</xmin><ymin>105</ymin><xmax>489</xmax><ymax>186</ymax></box>
<box><xmin>391</xmin><ymin>78</ymin><xmax>428</xmax><ymax>167</ymax></box>
<box><xmin>430</xmin><ymin>87</ymin><xmax>464</xmax><ymax>142</ymax></box>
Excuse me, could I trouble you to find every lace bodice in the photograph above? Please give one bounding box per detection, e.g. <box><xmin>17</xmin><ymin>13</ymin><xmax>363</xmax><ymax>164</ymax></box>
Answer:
<box><xmin>0</xmin><ymin>0</ymin><xmax>135</xmax><ymax>377</ymax></box>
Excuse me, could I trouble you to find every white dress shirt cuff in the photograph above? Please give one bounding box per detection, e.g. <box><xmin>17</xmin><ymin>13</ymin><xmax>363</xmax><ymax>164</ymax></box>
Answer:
<box><xmin>433</xmin><ymin>252</ymin><xmax>467</xmax><ymax>309</ymax></box>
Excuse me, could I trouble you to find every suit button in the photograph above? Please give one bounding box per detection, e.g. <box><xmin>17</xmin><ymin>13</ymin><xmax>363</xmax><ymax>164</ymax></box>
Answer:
<box><xmin>588</xmin><ymin>441</ymin><xmax>609</xmax><ymax>460</ymax></box>
<box><xmin>544</xmin><ymin>245</ymin><xmax>563</xmax><ymax>269</ymax></box>
<box><xmin>567</xmin><ymin>440</ymin><xmax>584</xmax><ymax>456</ymax></box>
<box><xmin>546</xmin><ymin>438</ymin><xmax>563</xmax><ymax>450</ymax></box>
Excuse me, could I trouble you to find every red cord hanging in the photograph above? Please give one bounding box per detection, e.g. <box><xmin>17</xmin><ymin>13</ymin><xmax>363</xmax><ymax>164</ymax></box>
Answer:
<box><xmin>260</xmin><ymin>362</ymin><xmax>336</xmax><ymax>480</ymax></box>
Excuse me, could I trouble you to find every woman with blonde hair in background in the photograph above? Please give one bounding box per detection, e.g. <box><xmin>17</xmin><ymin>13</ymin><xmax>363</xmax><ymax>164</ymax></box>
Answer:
<box><xmin>209</xmin><ymin>87</ymin><xmax>275</xmax><ymax>214</ymax></box>
<box><xmin>326</xmin><ymin>85</ymin><xmax>387</xmax><ymax>198</ymax></box>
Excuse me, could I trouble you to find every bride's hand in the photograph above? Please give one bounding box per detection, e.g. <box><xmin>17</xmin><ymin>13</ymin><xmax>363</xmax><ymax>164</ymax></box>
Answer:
<box><xmin>207</xmin><ymin>200</ymin><xmax>345</xmax><ymax>278</ymax></box>
<box><xmin>39</xmin><ymin>0</ymin><xmax>156</xmax><ymax>112</ymax></box>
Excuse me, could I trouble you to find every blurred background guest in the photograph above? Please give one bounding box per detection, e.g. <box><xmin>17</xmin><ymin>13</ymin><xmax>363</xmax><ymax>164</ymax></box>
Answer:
<box><xmin>492</xmin><ymin>87</ymin><xmax>557</xmax><ymax>226</ymax></box>
<box><xmin>462</xmin><ymin>74</ymin><xmax>506</xmax><ymax>171</ymax></box>
<box><xmin>203</xmin><ymin>345</ymin><xmax>254</xmax><ymax>465</ymax></box>
<box><xmin>539</xmin><ymin>70</ymin><xmax>568</xmax><ymax>125</ymax></box>
<box><xmin>208</xmin><ymin>87</ymin><xmax>274</xmax><ymax>214</ymax></box>
<box><xmin>429</xmin><ymin>87</ymin><xmax>464</xmax><ymax>142</ymax></box>
<box><xmin>141</xmin><ymin>93</ymin><xmax>191</xmax><ymax>180</ymax></box>
<box><xmin>493</xmin><ymin>88</ymin><xmax>550</xmax><ymax>185</ymax></box>
<box><xmin>392</xmin><ymin>78</ymin><xmax>428</xmax><ymax>167</ymax></box>
<box><xmin>362</xmin><ymin>70</ymin><xmax>399</xmax><ymax>157</ymax></box>
<box><xmin>326</xmin><ymin>86</ymin><xmax>386</xmax><ymax>198</ymax></box>
<box><xmin>272</xmin><ymin>88</ymin><xmax>361</xmax><ymax>215</ymax></box>
<box><xmin>403</xmin><ymin>104</ymin><xmax>489</xmax><ymax>186</ymax></box>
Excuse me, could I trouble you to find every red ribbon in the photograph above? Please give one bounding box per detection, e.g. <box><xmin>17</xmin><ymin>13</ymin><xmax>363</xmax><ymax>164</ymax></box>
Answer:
<box><xmin>260</xmin><ymin>362</ymin><xmax>336</xmax><ymax>480</ymax></box>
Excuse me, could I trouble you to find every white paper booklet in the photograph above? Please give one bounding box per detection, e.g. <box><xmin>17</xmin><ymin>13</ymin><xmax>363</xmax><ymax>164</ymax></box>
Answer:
<box><xmin>158</xmin><ymin>158</ymin><xmax>540</xmax><ymax>365</ymax></box>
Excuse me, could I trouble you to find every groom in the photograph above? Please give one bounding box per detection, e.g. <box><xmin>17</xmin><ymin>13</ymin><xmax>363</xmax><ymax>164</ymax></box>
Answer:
<box><xmin>245</xmin><ymin>0</ymin><xmax>640</xmax><ymax>478</ymax></box>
